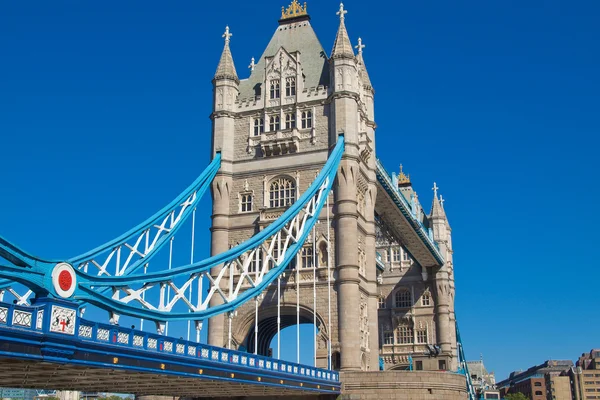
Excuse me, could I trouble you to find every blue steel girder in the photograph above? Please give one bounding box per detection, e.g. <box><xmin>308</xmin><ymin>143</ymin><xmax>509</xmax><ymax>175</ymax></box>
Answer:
<box><xmin>0</xmin><ymin>154</ymin><xmax>221</xmax><ymax>305</ymax></box>
<box><xmin>0</xmin><ymin>299</ymin><xmax>340</xmax><ymax>396</ymax></box>
<box><xmin>0</xmin><ymin>136</ymin><xmax>345</xmax><ymax>325</ymax></box>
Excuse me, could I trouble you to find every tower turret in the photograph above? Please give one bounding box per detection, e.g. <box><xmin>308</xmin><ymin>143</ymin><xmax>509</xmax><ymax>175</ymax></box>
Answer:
<box><xmin>208</xmin><ymin>26</ymin><xmax>239</xmax><ymax>346</ymax></box>
<box><xmin>428</xmin><ymin>182</ymin><xmax>456</xmax><ymax>369</ymax></box>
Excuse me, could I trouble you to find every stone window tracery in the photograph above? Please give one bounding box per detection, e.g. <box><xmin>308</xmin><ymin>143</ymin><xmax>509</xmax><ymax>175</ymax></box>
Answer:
<box><xmin>269</xmin><ymin>115</ymin><xmax>280</xmax><ymax>132</ymax></box>
<box><xmin>270</xmin><ymin>80</ymin><xmax>280</xmax><ymax>99</ymax></box>
<box><xmin>300</xmin><ymin>246</ymin><xmax>313</xmax><ymax>269</ymax></box>
<box><xmin>422</xmin><ymin>292</ymin><xmax>431</xmax><ymax>306</ymax></box>
<box><xmin>394</xmin><ymin>290</ymin><xmax>411</xmax><ymax>308</ymax></box>
<box><xmin>397</xmin><ymin>325</ymin><xmax>413</xmax><ymax>344</ymax></box>
<box><xmin>269</xmin><ymin>176</ymin><xmax>296</xmax><ymax>208</ymax></box>
<box><xmin>416</xmin><ymin>328</ymin><xmax>428</xmax><ymax>344</ymax></box>
<box><xmin>392</xmin><ymin>247</ymin><xmax>401</xmax><ymax>262</ymax></box>
<box><xmin>378</xmin><ymin>296</ymin><xmax>386</xmax><ymax>309</ymax></box>
<box><xmin>301</xmin><ymin>111</ymin><xmax>313</xmax><ymax>129</ymax></box>
<box><xmin>240</xmin><ymin>193</ymin><xmax>252</xmax><ymax>213</ymax></box>
<box><xmin>383</xmin><ymin>331</ymin><xmax>393</xmax><ymax>345</ymax></box>
<box><xmin>253</xmin><ymin>118</ymin><xmax>264</xmax><ymax>136</ymax></box>
<box><xmin>285</xmin><ymin>77</ymin><xmax>296</xmax><ymax>96</ymax></box>
<box><xmin>285</xmin><ymin>113</ymin><xmax>296</xmax><ymax>129</ymax></box>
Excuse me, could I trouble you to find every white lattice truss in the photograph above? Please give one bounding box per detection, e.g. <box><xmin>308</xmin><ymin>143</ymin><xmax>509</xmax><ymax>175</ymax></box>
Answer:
<box><xmin>91</xmin><ymin>175</ymin><xmax>330</xmax><ymax>322</ymax></box>
<box><xmin>1</xmin><ymin>188</ymin><xmax>200</xmax><ymax>306</ymax></box>
<box><xmin>77</xmin><ymin>191</ymin><xmax>197</xmax><ymax>277</ymax></box>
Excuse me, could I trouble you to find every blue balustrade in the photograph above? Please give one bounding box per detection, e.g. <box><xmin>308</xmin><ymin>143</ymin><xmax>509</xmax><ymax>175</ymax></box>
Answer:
<box><xmin>0</xmin><ymin>299</ymin><xmax>339</xmax><ymax>385</ymax></box>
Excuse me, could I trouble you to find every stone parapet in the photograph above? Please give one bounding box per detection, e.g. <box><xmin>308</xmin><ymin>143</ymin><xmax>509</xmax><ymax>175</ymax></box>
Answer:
<box><xmin>340</xmin><ymin>370</ymin><xmax>467</xmax><ymax>400</ymax></box>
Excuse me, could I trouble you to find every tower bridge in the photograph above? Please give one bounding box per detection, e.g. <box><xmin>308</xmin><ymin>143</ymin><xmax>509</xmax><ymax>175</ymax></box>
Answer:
<box><xmin>0</xmin><ymin>2</ymin><xmax>472</xmax><ymax>399</ymax></box>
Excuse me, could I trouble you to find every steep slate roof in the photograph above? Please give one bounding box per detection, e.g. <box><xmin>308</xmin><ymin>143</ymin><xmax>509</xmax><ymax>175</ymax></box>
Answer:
<box><xmin>238</xmin><ymin>20</ymin><xmax>329</xmax><ymax>99</ymax></box>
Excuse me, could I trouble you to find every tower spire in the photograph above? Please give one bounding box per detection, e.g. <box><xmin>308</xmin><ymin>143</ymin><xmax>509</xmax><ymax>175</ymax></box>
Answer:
<box><xmin>214</xmin><ymin>26</ymin><xmax>239</xmax><ymax>83</ymax></box>
<box><xmin>355</xmin><ymin>37</ymin><xmax>372</xmax><ymax>88</ymax></box>
<box><xmin>430</xmin><ymin>183</ymin><xmax>446</xmax><ymax>219</ymax></box>
<box><xmin>331</xmin><ymin>3</ymin><xmax>354</xmax><ymax>59</ymax></box>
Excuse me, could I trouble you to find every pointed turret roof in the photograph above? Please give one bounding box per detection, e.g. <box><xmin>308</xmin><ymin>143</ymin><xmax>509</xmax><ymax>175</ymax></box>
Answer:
<box><xmin>430</xmin><ymin>182</ymin><xmax>447</xmax><ymax>219</ymax></box>
<box><xmin>331</xmin><ymin>3</ymin><xmax>354</xmax><ymax>59</ymax></box>
<box><xmin>355</xmin><ymin>38</ymin><xmax>372</xmax><ymax>88</ymax></box>
<box><xmin>214</xmin><ymin>26</ymin><xmax>239</xmax><ymax>83</ymax></box>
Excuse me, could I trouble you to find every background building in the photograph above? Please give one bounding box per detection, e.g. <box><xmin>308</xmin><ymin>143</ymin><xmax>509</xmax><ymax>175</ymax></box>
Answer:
<box><xmin>570</xmin><ymin>349</ymin><xmax>600</xmax><ymax>400</ymax></box>
<box><xmin>0</xmin><ymin>388</ymin><xmax>37</xmax><ymax>400</ymax></box>
<box><xmin>497</xmin><ymin>360</ymin><xmax>574</xmax><ymax>400</ymax></box>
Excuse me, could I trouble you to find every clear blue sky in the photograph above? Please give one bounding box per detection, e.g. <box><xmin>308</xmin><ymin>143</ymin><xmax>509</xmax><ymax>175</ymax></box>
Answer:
<box><xmin>1</xmin><ymin>0</ymin><xmax>599</xmax><ymax>380</ymax></box>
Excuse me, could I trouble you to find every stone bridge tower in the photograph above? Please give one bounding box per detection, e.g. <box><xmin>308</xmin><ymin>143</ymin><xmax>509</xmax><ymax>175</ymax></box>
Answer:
<box><xmin>208</xmin><ymin>1</ymin><xmax>380</xmax><ymax>372</ymax></box>
<box><xmin>208</xmin><ymin>1</ymin><xmax>457</xmax><ymax>375</ymax></box>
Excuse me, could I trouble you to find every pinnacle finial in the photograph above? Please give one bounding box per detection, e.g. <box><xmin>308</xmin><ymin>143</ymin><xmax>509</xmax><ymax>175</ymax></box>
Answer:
<box><xmin>281</xmin><ymin>0</ymin><xmax>308</xmax><ymax>20</ymax></box>
<box><xmin>440</xmin><ymin>195</ymin><xmax>445</xmax><ymax>208</ymax></box>
<box><xmin>223</xmin><ymin>26</ymin><xmax>232</xmax><ymax>44</ymax></box>
<box><xmin>432</xmin><ymin>182</ymin><xmax>439</xmax><ymax>198</ymax></box>
<box><xmin>249</xmin><ymin>57</ymin><xmax>255</xmax><ymax>71</ymax></box>
<box><xmin>356</xmin><ymin>37</ymin><xmax>365</xmax><ymax>55</ymax></box>
<box><xmin>397</xmin><ymin>164</ymin><xmax>411</xmax><ymax>185</ymax></box>
<box><xmin>337</xmin><ymin>2</ymin><xmax>347</xmax><ymax>21</ymax></box>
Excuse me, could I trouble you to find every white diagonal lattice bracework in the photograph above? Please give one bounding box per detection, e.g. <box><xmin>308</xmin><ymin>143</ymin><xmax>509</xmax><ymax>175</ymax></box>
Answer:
<box><xmin>77</xmin><ymin>170</ymin><xmax>335</xmax><ymax>324</ymax></box>
<box><xmin>76</xmin><ymin>191</ymin><xmax>197</xmax><ymax>278</ymax></box>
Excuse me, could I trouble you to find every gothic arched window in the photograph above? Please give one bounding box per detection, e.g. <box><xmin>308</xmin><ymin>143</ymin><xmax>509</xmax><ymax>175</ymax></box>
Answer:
<box><xmin>301</xmin><ymin>111</ymin><xmax>313</xmax><ymax>129</ymax></box>
<box><xmin>285</xmin><ymin>77</ymin><xmax>296</xmax><ymax>96</ymax></box>
<box><xmin>394</xmin><ymin>290</ymin><xmax>411</xmax><ymax>308</ymax></box>
<box><xmin>285</xmin><ymin>113</ymin><xmax>296</xmax><ymax>130</ymax></box>
<box><xmin>269</xmin><ymin>176</ymin><xmax>296</xmax><ymax>208</ymax></box>
<box><xmin>269</xmin><ymin>115</ymin><xmax>280</xmax><ymax>132</ymax></box>
<box><xmin>253</xmin><ymin>118</ymin><xmax>264</xmax><ymax>136</ymax></box>
<box><xmin>421</xmin><ymin>292</ymin><xmax>431</xmax><ymax>306</ymax></box>
<box><xmin>270</xmin><ymin>80</ymin><xmax>280</xmax><ymax>99</ymax></box>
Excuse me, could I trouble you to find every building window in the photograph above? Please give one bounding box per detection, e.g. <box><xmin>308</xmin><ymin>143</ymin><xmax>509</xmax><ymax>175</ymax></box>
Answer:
<box><xmin>403</xmin><ymin>249</ymin><xmax>410</xmax><ymax>261</ymax></box>
<box><xmin>253</xmin><ymin>118</ymin><xmax>264</xmax><ymax>136</ymax></box>
<box><xmin>270</xmin><ymin>80</ymin><xmax>280</xmax><ymax>99</ymax></box>
<box><xmin>535</xmin><ymin>391</ymin><xmax>543</xmax><ymax>396</ymax></box>
<box><xmin>300</xmin><ymin>246</ymin><xmax>313</xmax><ymax>269</ymax></box>
<box><xmin>416</xmin><ymin>329</ymin><xmax>427</xmax><ymax>344</ymax></box>
<box><xmin>415</xmin><ymin>361</ymin><xmax>423</xmax><ymax>371</ymax></box>
<box><xmin>438</xmin><ymin>360</ymin><xmax>447</xmax><ymax>370</ymax></box>
<box><xmin>269</xmin><ymin>177</ymin><xmax>296</xmax><ymax>208</ymax></box>
<box><xmin>248</xmin><ymin>252</ymin><xmax>262</xmax><ymax>273</ymax></box>
<box><xmin>422</xmin><ymin>293</ymin><xmax>431</xmax><ymax>306</ymax></box>
<box><xmin>397</xmin><ymin>326</ymin><xmax>413</xmax><ymax>344</ymax></box>
<box><xmin>285</xmin><ymin>77</ymin><xmax>296</xmax><ymax>96</ymax></box>
<box><xmin>392</xmin><ymin>248</ymin><xmax>401</xmax><ymax>262</ymax></box>
<box><xmin>383</xmin><ymin>250</ymin><xmax>389</xmax><ymax>262</ymax></box>
<box><xmin>378</xmin><ymin>297</ymin><xmax>386</xmax><ymax>309</ymax></box>
<box><xmin>395</xmin><ymin>290</ymin><xmax>411</xmax><ymax>308</ymax></box>
<box><xmin>383</xmin><ymin>331</ymin><xmax>393</xmax><ymax>345</ymax></box>
<box><xmin>534</xmin><ymin>382</ymin><xmax>542</xmax><ymax>387</ymax></box>
<box><xmin>269</xmin><ymin>115</ymin><xmax>280</xmax><ymax>132</ymax></box>
<box><xmin>240</xmin><ymin>193</ymin><xmax>252</xmax><ymax>212</ymax></box>
<box><xmin>285</xmin><ymin>113</ymin><xmax>296</xmax><ymax>129</ymax></box>
<box><xmin>301</xmin><ymin>111</ymin><xmax>313</xmax><ymax>129</ymax></box>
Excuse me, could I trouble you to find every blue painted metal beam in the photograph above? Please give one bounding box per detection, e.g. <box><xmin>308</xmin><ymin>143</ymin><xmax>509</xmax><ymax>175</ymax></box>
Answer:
<box><xmin>0</xmin><ymin>299</ymin><xmax>340</xmax><ymax>395</ymax></box>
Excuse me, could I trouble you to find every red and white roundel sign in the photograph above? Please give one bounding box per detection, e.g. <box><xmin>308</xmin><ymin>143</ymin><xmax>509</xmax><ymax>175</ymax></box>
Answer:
<box><xmin>52</xmin><ymin>263</ymin><xmax>77</xmax><ymax>298</ymax></box>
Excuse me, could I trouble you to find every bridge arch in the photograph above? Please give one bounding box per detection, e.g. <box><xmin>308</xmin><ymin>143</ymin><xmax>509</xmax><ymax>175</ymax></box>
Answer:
<box><xmin>234</xmin><ymin>303</ymin><xmax>328</xmax><ymax>358</ymax></box>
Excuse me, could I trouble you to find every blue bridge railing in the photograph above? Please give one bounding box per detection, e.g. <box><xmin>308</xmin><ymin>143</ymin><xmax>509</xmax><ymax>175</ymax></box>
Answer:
<box><xmin>0</xmin><ymin>299</ymin><xmax>339</xmax><ymax>386</ymax></box>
